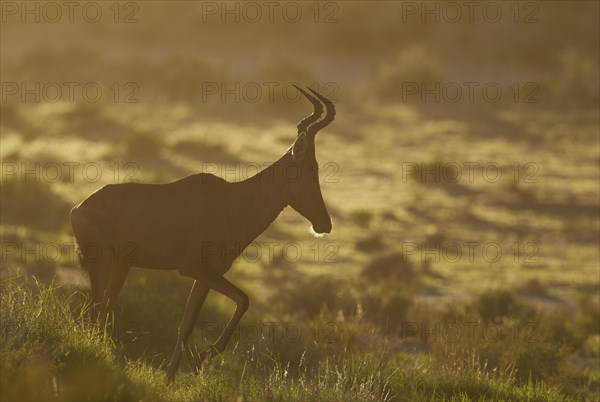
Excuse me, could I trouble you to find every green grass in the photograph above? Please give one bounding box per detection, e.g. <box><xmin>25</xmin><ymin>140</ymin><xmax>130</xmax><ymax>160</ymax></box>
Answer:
<box><xmin>2</xmin><ymin>274</ymin><xmax>595</xmax><ymax>401</ymax></box>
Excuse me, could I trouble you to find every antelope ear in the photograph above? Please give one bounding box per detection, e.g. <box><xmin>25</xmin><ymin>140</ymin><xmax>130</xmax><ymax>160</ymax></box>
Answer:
<box><xmin>292</xmin><ymin>132</ymin><xmax>308</xmax><ymax>161</ymax></box>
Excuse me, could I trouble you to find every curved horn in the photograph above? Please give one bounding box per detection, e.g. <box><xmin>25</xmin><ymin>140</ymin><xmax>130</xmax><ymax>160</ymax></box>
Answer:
<box><xmin>293</xmin><ymin>84</ymin><xmax>323</xmax><ymax>136</ymax></box>
<box><xmin>306</xmin><ymin>87</ymin><xmax>335</xmax><ymax>137</ymax></box>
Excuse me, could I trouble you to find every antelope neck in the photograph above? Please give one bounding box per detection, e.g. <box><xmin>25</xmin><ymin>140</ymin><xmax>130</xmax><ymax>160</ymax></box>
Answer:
<box><xmin>234</xmin><ymin>154</ymin><xmax>290</xmax><ymax>239</ymax></box>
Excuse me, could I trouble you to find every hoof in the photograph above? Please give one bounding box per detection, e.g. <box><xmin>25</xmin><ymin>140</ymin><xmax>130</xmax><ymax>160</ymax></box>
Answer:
<box><xmin>165</xmin><ymin>367</ymin><xmax>176</xmax><ymax>384</ymax></box>
<box><xmin>194</xmin><ymin>347</ymin><xmax>216</xmax><ymax>371</ymax></box>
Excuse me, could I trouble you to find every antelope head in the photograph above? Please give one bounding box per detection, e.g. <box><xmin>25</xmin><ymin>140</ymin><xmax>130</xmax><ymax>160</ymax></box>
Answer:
<box><xmin>286</xmin><ymin>85</ymin><xmax>335</xmax><ymax>235</ymax></box>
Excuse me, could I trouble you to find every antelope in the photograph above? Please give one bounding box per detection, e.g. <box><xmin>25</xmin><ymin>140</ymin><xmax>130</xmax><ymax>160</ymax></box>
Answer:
<box><xmin>70</xmin><ymin>85</ymin><xmax>335</xmax><ymax>381</ymax></box>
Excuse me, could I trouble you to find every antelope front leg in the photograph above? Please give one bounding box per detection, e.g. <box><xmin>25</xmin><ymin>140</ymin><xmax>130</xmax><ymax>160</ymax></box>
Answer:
<box><xmin>166</xmin><ymin>280</ymin><xmax>209</xmax><ymax>382</ymax></box>
<box><xmin>194</xmin><ymin>271</ymin><xmax>249</xmax><ymax>364</ymax></box>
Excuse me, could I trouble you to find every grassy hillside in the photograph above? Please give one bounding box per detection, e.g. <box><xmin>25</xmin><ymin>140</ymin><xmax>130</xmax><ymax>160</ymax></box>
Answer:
<box><xmin>3</xmin><ymin>274</ymin><xmax>596</xmax><ymax>401</ymax></box>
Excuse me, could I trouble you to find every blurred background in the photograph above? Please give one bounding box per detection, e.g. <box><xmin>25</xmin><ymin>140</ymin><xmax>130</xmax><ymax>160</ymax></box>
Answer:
<box><xmin>1</xmin><ymin>1</ymin><xmax>599</xmax><ymax>400</ymax></box>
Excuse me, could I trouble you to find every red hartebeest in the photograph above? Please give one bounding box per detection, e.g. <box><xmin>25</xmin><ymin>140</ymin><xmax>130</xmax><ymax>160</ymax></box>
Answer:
<box><xmin>70</xmin><ymin>85</ymin><xmax>335</xmax><ymax>381</ymax></box>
